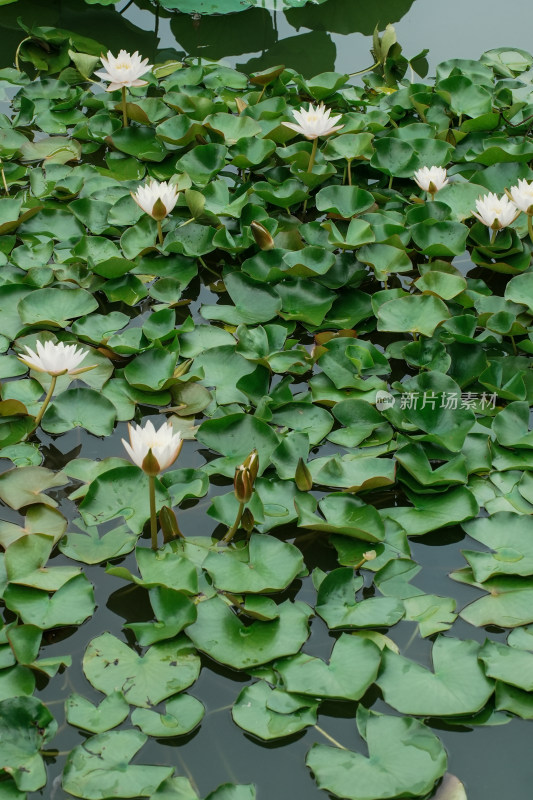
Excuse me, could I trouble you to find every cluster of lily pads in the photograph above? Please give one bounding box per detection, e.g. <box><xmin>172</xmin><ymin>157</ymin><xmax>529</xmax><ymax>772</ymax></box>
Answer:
<box><xmin>1</xmin><ymin>23</ymin><xmax>533</xmax><ymax>800</ymax></box>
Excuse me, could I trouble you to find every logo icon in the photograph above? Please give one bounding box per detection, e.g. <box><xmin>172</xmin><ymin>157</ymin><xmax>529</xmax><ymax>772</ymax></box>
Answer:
<box><xmin>376</xmin><ymin>390</ymin><xmax>395</xmax><ymax>412</ymax></box>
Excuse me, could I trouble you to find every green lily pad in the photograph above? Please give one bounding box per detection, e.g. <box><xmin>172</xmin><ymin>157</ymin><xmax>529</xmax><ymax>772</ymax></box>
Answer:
<box><xmin>461</xmin><ymin>512</ymin><xmax>533</xmax><ymax>581</ymax></box>
<box><xmin>306</xmin><ymin>710</ymin><xmax>447</xmax><ymax>800</ymax></box>
<box><xmin>187</xmin><ymin>596</ymin><xmax>311</xmax><ymax>669</ymax></box>
<box><xmin>0</xmin><ymin>696</ymin><xmax>57</xmax><ymax>792</ymax></box>
<box><xmin>0</xmin><ymin>504</ymin><xmax>65</xmax><ymax>549</ymax></box>
<box><xmin>377</xmin><ymin>294</ymin><xmax>450</xmax><ymax>338</ymax></box>
<box><xmin>203</xmin><ymin>535</ymin><xmax>304</xmax><ymax>594</ymax></box>
<box><xmin>59</xmin><ymin>521</ymin><xmax>137</xmax><ymax>565</ymax></box>
<box><xmin>42</xmin><ymin>388</ymin><xmax>117</xmax><ymax>436</ymax></box>
<box><xmin>275</xmin><ymin>633</ymin><xmax>381</xmax><ymax>700</ymax></box>
<box><xmin>17</xmin><ymin>288</ymin><xmax>98</xmax><ymax>327</ymax></box>
<box><xmin>0</xmin><ymin>466</ymin><xmax>67</xmax><ymax>510</ymax></box>
<box><xmin>66</xmin><ymin>691</ymin><xmax>130</xmax><ymax>734</ymax></box>
<box><xmin>107</xmin><ymin>545</ymin><xmax>198</xmax><ymax>594</ymax></box>
<box><xmin>5</xmin><ymin>533</ymin><xmax>80</xmax><ymax>590</ymax></box>
<box><xmin>3</xmin><ymin>573</ymin><xmax>95</xmax><ymax>629</ymax></box>
<box><xmin>316</xmin><ymin>568</ymin><xmax>404</xmax><ymax>629</ymax></box>
<box><xmin>479</xmin><ymin>640</ymin><xmax>533</xmax><ymax>692</ymax></box>
<box><xmin>377</xmin><ymin>636</ymin><xmax>494</xmax><ymax>715</ymax></box>
<box><xmin>79</xmin><ymin>466</ymin><xmax>170</xmax><ymax>534</ymax></box>
<box><xmin>131</xmin><ymin>693</ymin><xmax>204</xmax><ymax>737</ymax></box>
<box><xmin>296</xmin><ymin>492</ymin><xmax>384</xmax><ymax>542</ymax></box>
<box><xmin>315</xmin><ymin>185</ymin><xmax>375</xmax><ymax>218</ymax></box>
<box><xmin>452</xmin><ymin>571</ymin><xmax>533</xmax><ymax>627</ymax></box>
<box><xmin>232</xmin><ymin>682</ymin><xmax>318</xmax><ymax>741</ymax></box>
<box><xmin>62</xmin><ymin>730</ymin><xmax>173</xmax><ymax>799</ymax></box>
<box><xmin>83</xmin><ymin>633</ymin><xmax>200</xmax><ymax>708</ymax></box>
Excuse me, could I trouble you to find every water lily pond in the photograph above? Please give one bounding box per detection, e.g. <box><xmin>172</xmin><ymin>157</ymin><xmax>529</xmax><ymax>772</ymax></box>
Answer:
<box><xmin>1</xmin><ymin>1</ymin><xmax>533</xmax><ymax>799</ymax></box>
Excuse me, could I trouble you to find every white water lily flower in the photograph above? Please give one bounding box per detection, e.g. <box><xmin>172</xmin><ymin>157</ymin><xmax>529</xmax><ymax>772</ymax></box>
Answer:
<box><xmin>507</xmin><ymin>179</ymin><xmax>533</xmax><ymax>215</ymax></box>
<box><xmin>131</xmin><ymin>179</ymin><xmax>179</xmax><ymax>221</ymax></box>
<box><xmin>472</xmin><ymin>192</ymin><xmax>518</xmax><ymax>230</ymax></box>
<box><xmin>18</xmin><ymin>341</ymin><xmax>92</xmax><ymax>376</ymax></box>
<box><xmin>413</xmin><ymin>166</ymin><xmax>449</xmax><ymax>194</ymax></box>
<box><xmin>122</xmin><ymin>419</ymin><xmax>183</xmax><ymax>475</ymax></box>
<box><xmin>95</xmin><ymin>50</ymin><xmax>153</xmax><ymax>92</ymax></box>
<box><xmin>282</xmin><ymin>102</ymin><xmax>343</xmax><ymax>140</ymax></box>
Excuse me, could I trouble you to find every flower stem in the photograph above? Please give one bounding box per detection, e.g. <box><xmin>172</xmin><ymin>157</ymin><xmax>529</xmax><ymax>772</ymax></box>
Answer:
<box><xmin>14</xmin><ymin>37</ymin><xmax>31</xmax><ymax>72</ymax></box>
<box><xmin>346</xmin><ymin>158</ymin><xmax>352</xmax><ymax>186</ymax></box>
<box><xmin>157</xmin><ymin>219</ymin><xmax>164</xmax><ymax>245</ymax></box>
<box><xmin>149</xmin><ymin>474</ymin><xmax>158</xmax><ymax>550</ymax></box>
<box><xmin>302</xmin><ymin>138</ymin><xmax>319</xmax><ymax>215</ymax></box>
<box><xmin>528</xmin><ymin>214</ymin><xmax>533</xmax><ymax>248</ymax></box>
<box><xmin>222</xmin><ymin>502</ymin><xmax>245</xmax><ymax>545</ymax></box>
<box><xmin>348</xmin><ymin>61</ymin><xmax>378</xmax><ymax>77</ymax></box>
<box><xmin>307</xmin><ymin>137</ymin><xmax>318</xmax><ymax>174</ymax></box>
<box><xmin>314</xmin><ymin>725</ymin><xmax>347</xmax><ymax>750</ymax></box>
<box><xmin>490</xmin><ymin>228</ymin><xmax>498</xmax><ymax>245</ymax></box>
<box><xmin>121</xmin><ymin>86</ymin><xmax>129</xmax><ymax>127</ymax></box>
<box><xmin>34</xmin><ymin>374</ymin><xmax>57</xmax><ymax>427</ymax></box>
<box><xmin>0</xmin><ymin>161</ymin><xmax>8</xmax><ymax>194</ymax></box>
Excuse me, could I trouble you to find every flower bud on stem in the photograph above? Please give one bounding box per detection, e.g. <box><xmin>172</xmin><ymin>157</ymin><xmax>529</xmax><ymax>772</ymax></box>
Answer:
<box><xmin>223</xmin><ymin>450</ymin><xmax>259</xmax><ymax>544</ymax></box>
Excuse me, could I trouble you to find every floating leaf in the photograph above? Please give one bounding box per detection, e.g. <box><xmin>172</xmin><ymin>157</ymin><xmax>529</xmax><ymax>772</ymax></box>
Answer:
<box><xmin>62</xmin><ymin>730</ymin><xmax>173</xmax><ymax>799</ymax></box>
<box><xmin>132</xmin><ymin>693</ymin><xmax>204</xmax><ymax>737</ymax></box>
<box><xmin>83</xmin><ymin>633</ymin><xmax>200</xmax><ymax>708</ymax></box>
<box><xmin>376</xmin><ymin>637</ymin><xmax>494</xmax><ymax>715</ymax></box>
<box><xmin>275</xmin><ymin>633</ymin><xmax>381</xmax><ymax>700</ymax></box>
<box><xmin>232</xmin><ymin>682</ymin><xmax>317</xmax><ymax>740</ymax></box>
<box><xmin>306</xmin><ymin>710</ymin><xmax>447</xmax><ymax>800</ymax></box>
<box><xmin>0</xmin><ymin>696</ymin><xmax>57</xmax><ymax>792</ymax></box>
<box><xmin>187</xmin><ymin>596</ymin><xmax>311</xmax><ymax>669</ymax></box>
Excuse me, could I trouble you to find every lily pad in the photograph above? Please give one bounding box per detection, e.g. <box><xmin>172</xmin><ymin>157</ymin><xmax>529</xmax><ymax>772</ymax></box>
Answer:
<box><xmin>0</xmin><ymin>696</ymin><xmax>57</xmax><ymax>792</ymax></box>
<box><xmin>131</xmin><ymin>693</ymin><xmax>204</xmax><ymax>737</ymax></box>
<box><xmin>306</xmin><ymin>710</ymin><xmax>447</xmax><ymax>800</ymax></box>
<box><xmin>376</xmin><ymin>636</ymin><xmax>494</xmax><ymax>715</ymax></box>
<box><xmin>62</xmin><ymin>730</ymin><xmax>173</xmax><ymax>799</ymax></box>
<box><xmin>203</xmin><ymin>535</ymin><xmax>304</xmax><ymax>594</ymax></box>
<box><xmin>186</xmin><ymin>596</ymin><xmax>311</xmax><ymax>669</ymax></box>
<box><xmin>83</xmin><ymin>633</ymin><xmax>200</xmax><ymax>708</ymax></box>
<box><xmin>275</xmin><ymin>633</ymin><xmax>381</xmax><ymax>700</ymax></box>
<box><xmin>66</xmin><ymin>691</ymin><xmax>130</xmax><ymax>734</ymax></box>
<box><xmin>232</xmin><ymin>682</ymin><xmax>318</xmax><ymax>741</ymax></box>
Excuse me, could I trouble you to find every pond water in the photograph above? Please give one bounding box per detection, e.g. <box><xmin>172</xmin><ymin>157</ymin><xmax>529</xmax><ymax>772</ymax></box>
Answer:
<box><xmin>1</xmin><ymin>1</ymin><xmax>532</xmax><ymax>799</ymax></box>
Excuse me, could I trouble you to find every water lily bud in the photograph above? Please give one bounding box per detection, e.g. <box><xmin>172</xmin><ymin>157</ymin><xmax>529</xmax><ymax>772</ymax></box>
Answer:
<box><xmin>295</xmin><ymin>457</ymin><xmax>313</xmax><ymax>491</ymax></box>
<box><xmin>363</xmin><ymin>550</ymin><xmax>377</xmax><ymax>562</ymax></box>
<box><xmin>234</xmin><ymin>466</ymin><xmax>253</xmax><ymax>504</ymax></box>
<box><xmin>251</xmin><ymin>221</ymin><xmax>275</xmax><ymax>250</ymax></box>
<box><xmin>159</xmin><ymin>505</ymin><xmax>184</xmax><ymax>542</ymax></box>
<box><xmin>242</xmin><ymin>449</ymin><xmax>259</xmax><ymax>484</ymax></box>
<box><xmin>241</xmin><ymin>507</ymin><xmax>255</xmax><ymax>534</ymax></box>
<box><xmin>174</xmin><ymin>359</ymin><xmax>192</xmax><ymax>378</ymax></box>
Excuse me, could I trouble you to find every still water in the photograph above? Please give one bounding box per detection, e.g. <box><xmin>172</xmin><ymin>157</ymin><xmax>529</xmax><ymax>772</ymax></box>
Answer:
<box><xmin>1</xmin><ymin>0</ymin><xmax>533</xmax><ymax>798</ymax></box>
